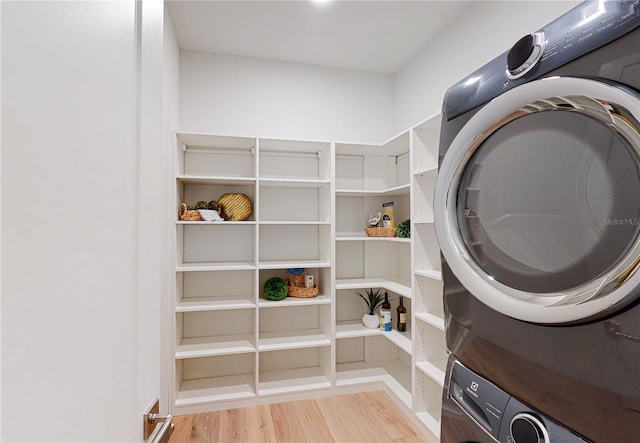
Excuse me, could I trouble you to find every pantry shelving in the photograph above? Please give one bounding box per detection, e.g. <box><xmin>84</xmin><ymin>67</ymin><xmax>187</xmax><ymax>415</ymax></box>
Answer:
<box><xmin>411</xmin><ymin>113</ymin><xmax>446</xmax><ymax>437</ymax></box>
<box><xmin>171</xmin><ymin>115</ymin><xmax>447</xmax><ymax>439</ymax></box>
<box><xmin>333</xmin><ymin>131</ymin><xmax>415</xmax><ymax>408</ymax></box>
<box><xmin>172</xmin><ymin>133</ymin><xmax>335</xmax><ymax>413</ymax></box>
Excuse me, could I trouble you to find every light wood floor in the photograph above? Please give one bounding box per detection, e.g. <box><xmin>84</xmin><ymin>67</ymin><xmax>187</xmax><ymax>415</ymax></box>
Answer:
<box><xmin>168</xmin><ymin>391</ymin><xmax>435</xmax><ymax>443</ymax></box>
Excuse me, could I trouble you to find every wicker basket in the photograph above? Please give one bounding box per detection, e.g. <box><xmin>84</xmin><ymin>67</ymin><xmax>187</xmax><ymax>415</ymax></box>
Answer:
<box><xmin>179</xmin><ymin>203</ymin><xmax>202</xmax><ymax>221</ymax></box>
<box><xmin>218</xmin><ymin>193</ymin><xmax>253</xmax><ymax>221</ymax></box>
<box><xmin>287</xmin><ymin>281</ymin><xmax>319</xmax><ymax>298</ymax></box>
<box><xmin>365</xmin><ymin>227</ymin><xmax>396</xmax><ymax>237</ymax></box>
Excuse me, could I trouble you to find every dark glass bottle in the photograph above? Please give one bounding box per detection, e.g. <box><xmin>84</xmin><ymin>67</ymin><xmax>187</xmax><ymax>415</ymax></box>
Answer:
<box><xmin>397</xmin><ymin>296</ymin><xmax>407</xmax><ymax>332</ymax></box>
<box><xmin>382</xmin><ymin>292</ymin><xmax>391</xmax><ymax>310</ymax></box>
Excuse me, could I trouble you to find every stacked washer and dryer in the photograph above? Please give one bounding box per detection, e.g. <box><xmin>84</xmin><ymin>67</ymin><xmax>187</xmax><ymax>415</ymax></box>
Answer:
<box><xmin>435</xmin><ymin>2</ymin><xmax>640</xmax><ymax>442</ymax></box>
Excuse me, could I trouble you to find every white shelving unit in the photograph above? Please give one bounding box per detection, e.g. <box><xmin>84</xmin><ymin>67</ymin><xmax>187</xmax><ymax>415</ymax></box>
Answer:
<box><xmin>172</xmin><ymin>133</ymin><xmax>335</xmax><ymax>414</ymax></box>
<box><xmin>334</xmin><ymin>131</ymin><xmax>414</xmax><ymax>408</ymax></box>
<box><xmin>170</xmin><ymin>118</ymin><xmax>447</xmax><ymax>440</ymax></box>
<box><xmin>411</xmin><ymin>114</ymin><xmax>447</xmax><ymax>438</ymax></box>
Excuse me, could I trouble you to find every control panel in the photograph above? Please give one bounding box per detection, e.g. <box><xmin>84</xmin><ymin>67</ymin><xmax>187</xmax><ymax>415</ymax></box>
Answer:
<box><xmin>448</xmin><ymin>357</ymin><xmax>589</xmax><ymax>443</ymax></box>
<box><xmin>445</xmin><ymin>0</ymin><xmax>640</xmax><ymax>119</ymax></box>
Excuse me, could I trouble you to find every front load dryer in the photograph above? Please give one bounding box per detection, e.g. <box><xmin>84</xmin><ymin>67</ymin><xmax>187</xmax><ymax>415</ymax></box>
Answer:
<box><xmin>435</xmin><ymin>2</ymin><xmax>640</xmax><ymax>442</ymax></box>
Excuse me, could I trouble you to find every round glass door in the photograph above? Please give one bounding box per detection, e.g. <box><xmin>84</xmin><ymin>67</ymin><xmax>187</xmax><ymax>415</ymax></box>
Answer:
<box><xmin>435</xmin><ymin>77</ymin><xmax>640</xmax><ymax>324</ymax></box>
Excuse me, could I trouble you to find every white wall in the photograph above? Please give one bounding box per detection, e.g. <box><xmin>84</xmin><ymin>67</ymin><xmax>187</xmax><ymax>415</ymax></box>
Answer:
<box><xmin>1</xmin><ymin>1</ymin><xmax>166</xmax><ymax>441</ymax></box>
<box><xmin>394</xmin><ymin>0</ymin><xmax>581</xmax><ymax>132</ymax></box>
<box><xmin>161</xmin><ymin>6</ymin><xmax>181</xmax><ymax>414</ymax></box>
<box><xmin>180</xmin><ymin>51</ymin><xmax>395</xmax><ymax>144</ymax></box>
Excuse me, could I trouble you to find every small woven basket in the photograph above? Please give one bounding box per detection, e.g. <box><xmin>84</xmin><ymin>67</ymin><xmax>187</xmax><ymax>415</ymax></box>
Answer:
<box><xmin>364</xmin><ymin>227</ymin><xmax>396</xmax><ymax>237</ymax></box>
<box><xmin>179</xmin><ymin>203</ymin><xmax>202</xmax><ymax>221</ymax></box>
<box><xmin>218</xmin><ymin>193</ymin><xmax>253</xmax><ymax>221</ymax></box>
<box><xmin>287</xmin><ymin>281</ymin><xmax>319</xmax><ymax>298</ymax></box>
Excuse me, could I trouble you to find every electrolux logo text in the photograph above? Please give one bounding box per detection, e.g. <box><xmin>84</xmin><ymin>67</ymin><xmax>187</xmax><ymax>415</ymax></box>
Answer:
<box><xmin>466</xmin><ymin>381</ymin><xmax>479</xmax><ymax>398</ymax></box>
<box><xmin>604</xmin><ymin>218</ymin><xmax>640</xmax><ymax>226</ymax></box>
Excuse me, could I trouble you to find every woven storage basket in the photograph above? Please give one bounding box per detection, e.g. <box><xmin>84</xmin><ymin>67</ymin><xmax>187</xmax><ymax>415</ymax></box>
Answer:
<box><xmin>287</xmin><ymin>281</ymin><xmax>319</xmax><ymax>298</ymax></box>
<box><xmin>179</xmin><ymin>203</ymin><xmax>202</xmax><ymax>221</ymax></box>
<box><xmin>364</xmin><ymin>227</ymin><xmax>396</xmax><ymax>237</ymax></box>
<box><xmin>218</xmin><ymin>193</ymin><xmax>253</xmax><ymax>221</ymax></box>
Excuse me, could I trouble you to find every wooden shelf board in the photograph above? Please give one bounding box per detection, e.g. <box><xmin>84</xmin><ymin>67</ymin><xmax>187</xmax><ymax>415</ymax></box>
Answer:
<box><xmin>416</xmin><ymin>410</ymin><xmax>441</xmax><ymax>440</ymax></box>
<box><xmin>259</xmin><ymin>260</ymin><xmax>331</xmax><ymax>270</ymax></box>
<box><xmin>258</xmin><ymin>367</ymin><xmax>331</xmax><ymax>396</ymax></box>
<box><xmin>176</xmin><ymin>374</ymin><xmax>255</xmax><ymax>407</ymax></box>
<box><xmin>415</xmin><ymin>359</ymin><xmax>447</xmax><ymax>387</ymax></box>
<box><xmin>176</xmin><ymin>262</ymin><xmax>256</xmax><ymax>272</ymax></box>
<box><xmin>176</xmin><ymin>334</ymin><xmax>256</xmax><ymax>359</ymax></box>
<box><xmin>176</xmin><ymin>175</ymin><xmax>256</xmax><ymax>186</ymax></box>
<box><xmin>415</xmin><ymin>269</ymin><xmax>442</xmax><ymax>281</ymax></box>
<box><xmin>258</xmin><ymin>329</ymin><xmax>331</xmax><ymax>352</ymax></box>
<box><xmin>335</xmin><ymin>322</ymin><xmax>411</xmax><ymax>354</ymax></box>
<box><xmin>258</xmin><ymin>178</ymin><xmax>331</xmax><ymax>188</ymax></box>
<box><xmin>415</xmin><ymin>312</ymin><xmax>445</xmax><ymax>331</ymax></box>
<box><xmin>259</xmin><ymin>294</ymin><xmax>331</xmax><ymax>308</ymax></box>
<box><xmin>336</xmin><ymin>278</ymin><xmax>411</xmax><ymax>298</ymax></box>
<box><xmin>336</xmin><ymin>183</ymin><xmax>410</xmax><ymax>197</ymax></box>
<box><xmin>177</xmin><ymin>296</ymin><xmax>255</xmax><ymax>312</ymax></box>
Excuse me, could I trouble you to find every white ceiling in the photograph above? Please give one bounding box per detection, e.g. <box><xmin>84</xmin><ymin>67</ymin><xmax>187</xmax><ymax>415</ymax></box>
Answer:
<box><xmin>166</xmin><ymin>0</ymin><xmax>472</xmax><ymax>74</ymax></box>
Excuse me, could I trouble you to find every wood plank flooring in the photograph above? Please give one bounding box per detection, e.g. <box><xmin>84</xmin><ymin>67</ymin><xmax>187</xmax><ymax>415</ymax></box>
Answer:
<box><xmin>169</xmin><ymin>391</ymin><xmax>435</xmax><ymax>443</ymax></box>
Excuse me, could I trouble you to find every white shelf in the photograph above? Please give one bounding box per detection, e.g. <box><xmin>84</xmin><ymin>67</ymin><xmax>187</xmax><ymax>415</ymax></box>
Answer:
<box><xmin>413</xmin><ymin>219</ymin><xmax>434</xmax><ymax>225</ymax></box>
<box><xmin>176</xmin><ymin>334</ymin><xmax>256</xmax><ymax>359</ymax></box>
<box><xmin>259</xmin><ymin>221</ymin><xmax>331</xmax><ymax>225</ymax></box>
<box><xmin>259</xmin><ymin>260</ymin><xmax>331</xmax><ymax>269</ymax></box>
<box><xmin>176</xmin><ymin>262</ymin><xmax>256</xmax><ymax>272</ymax></box>
<box><xmin>259</xmin><ymin>178</ymin><xmax>331</xmax><ymax>188</ymax></box>
<box><xmin>336</xmin><ymin>321</ymin><xmax>384</xmax><ymax>339</ymax></box>
<box><xmin>335</xmin><ymin>183</ymin><xmax>410</xmax><ymax>197</ymax></box>
<box><xmin>177</xmin><ymin>296</ymin><xmax>255</xmax><ymax>312</ymax></box>
<box><xmin>336</xmin><ymin>235</ymin><xmax>410</xmax><ymax>243</ymax></box>
<box><xmin>415</xmin><ymin>312</ymin><xmax>445</xmax><ymax>331</ymax></box>
<box><xmin>259</xmin><ymin>367</ymin><xmax>331</xmax><ymax>396</ymax></box>
<box><xmin>258</xmin><ymin>329</ymin><xmax>331</xmax><ymax>352</ymax></box>
<box><xmin>176</xmin><ymin>175</ymin><xmax>256</xmax><ymax>186</ymax></box>
<box><xmin>336</xmin><ymin>360</ymin><xmax>412</xmax><ymax>408</ymax></box>
<box><xmin>259</xmin><ymin>294</ymin><xmax>331</xmax><ymax>308</ymax></box>
<box><xmin>176</xmin><ymin>374</ymin><xmax>256</xmax><ymax>407</ymax></box>
<box><xmin>415</xmin><ymin>359</ymin><xmax>447</xmax><ymax>387</ymax></box>
<box><xmin>336</xmin><ymin>321</ymin><xmax>411</xmax><ymax>354</ymax></box>
<box><xmin>416</xmin><ymin>410</ymin><xmax>441</xmax><ymax>441</ymax></box>
<box><xmin>336</xmin><ymin>277</ymin><xmax>411</xmax><ymax>298</ymax></box>
<box><xmin>177</xmin><ymin>220</ymin><xmax>256</xmax><ymax>225</ymax></box>
<box><xmin>413</xmin><ymin>166</ymin><xmax>438</xmax><ymax>177</ymax></box>
<box><xmin>415</xmin><ymin>269</ymin><xmax>442</xmax><ymax>281</ymax></box>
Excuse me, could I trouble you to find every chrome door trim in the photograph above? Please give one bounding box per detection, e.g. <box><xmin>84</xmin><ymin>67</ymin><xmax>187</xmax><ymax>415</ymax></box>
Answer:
<box><xmin>435</xmin><ymin>76</ymin><xmax>640</xmax><ymax>324</ymax></box>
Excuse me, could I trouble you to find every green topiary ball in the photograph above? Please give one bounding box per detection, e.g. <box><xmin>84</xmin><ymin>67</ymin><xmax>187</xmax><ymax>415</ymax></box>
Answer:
<box><xmin>195</xmin><ymin>200</ymin><xmax>208</xmax><ymax>210</ymax></box>
<box><xmin>397</xmin><ymin>219</ymin><xmax>411</xmax><ymax>238</ymax></box>
<box><xmin>264</xmin><ymin>277</ymin><xmax>288</xmax><ymax>301</ymax></box>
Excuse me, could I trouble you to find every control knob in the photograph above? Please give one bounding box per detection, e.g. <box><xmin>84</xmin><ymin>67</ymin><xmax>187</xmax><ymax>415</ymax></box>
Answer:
<box><xmin>506</xmin><ymin>32</ymin><xmax>545</xmax><ymax>79</ymax></box>
<box><xmin>510</xmin><ymin>413</ymin><xmax>550</xmax><ymax>443</ymax></box>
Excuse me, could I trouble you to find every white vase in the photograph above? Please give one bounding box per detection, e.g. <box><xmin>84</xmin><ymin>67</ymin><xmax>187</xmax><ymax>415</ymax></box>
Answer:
<box><xmin>362</xmin><ymin>313</ymin><xmax>380</xmax><ymax>329</ymax></box>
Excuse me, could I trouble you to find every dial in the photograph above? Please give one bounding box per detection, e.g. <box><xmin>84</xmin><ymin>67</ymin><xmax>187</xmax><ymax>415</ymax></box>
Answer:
<box><xmin>510</xmin><ymin>413</ymin><xmax>549</xmax><ymax>443</ymax></box>
<box><xmin>506</xmin><ymin>32</ymin><xmax>545</xmax><ymax>79</ymax></box>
